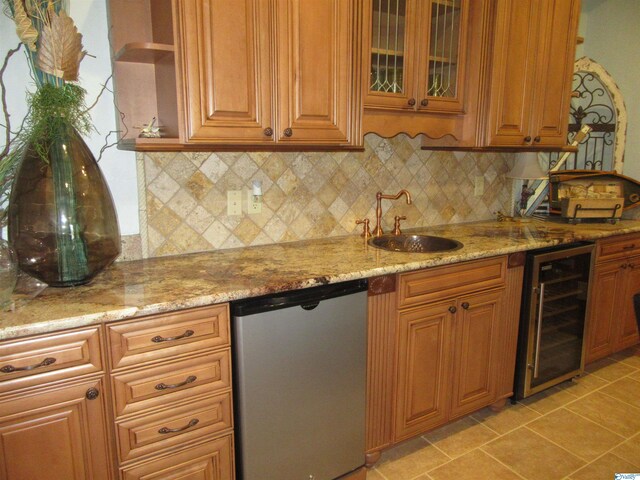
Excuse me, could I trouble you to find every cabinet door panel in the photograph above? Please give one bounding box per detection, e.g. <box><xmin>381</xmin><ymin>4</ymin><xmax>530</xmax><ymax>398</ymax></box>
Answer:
<box><xmin>364</xmin><ymin>0</ymin><xmax>419</xmax><ymax>110</ymax></box>
<box><xmin>179</xmin><ymin>0</ymin><xmax>273</xmax><ymax>143</ymax></box>
<box><xmin>0</xmin><ymin>379</ymin><xmax>111</xmax><ymax>480</ymax></box>
<box><xmin>585</xmin><ymin>261</ymin><xmax>624</xmax><ymax>363</ymax></box>
<box><xmin>395</xmin><ymin>302</ymin><xmax>452</xmax><ymax>441</ymax></box>
<box><xmin>486</xmin><ymin>0</ymin><xmax>539</xmax><ymax>146</ymax></box>
<box><xmin>530</xmin><ymin>0</ymin><xmax>580</xmax><ymax>146</ymax></box>
<box><xmin>275</xmin><ymin>0</ymin><xmax>354</xmax><ymax>144</ymax></box>
<box><xmin>618</xmin><ymin>263</ymin><xmax>640</xmax><ymax>351</ymax></box>
<box><xmin>450</xmin><ymin>290</ymin><xmax>502</xmax><ymax>418</ymax></box>
<box><xmin>417</xmin><ymin>0</ymin><xmax>468</xmax><ymax>113</ymax></box>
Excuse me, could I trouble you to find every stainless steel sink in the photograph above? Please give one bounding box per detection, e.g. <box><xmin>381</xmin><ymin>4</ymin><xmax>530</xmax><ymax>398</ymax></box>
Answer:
<box><xmin>369</xmin><ymin>234</ymin><xmax>463</xmax><ymax>253</ymax></box>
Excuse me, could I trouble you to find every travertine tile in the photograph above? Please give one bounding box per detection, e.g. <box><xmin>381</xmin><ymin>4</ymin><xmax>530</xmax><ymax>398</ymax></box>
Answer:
<box><xmin>527</xmin><ymin>408</ymin><xmax>624</xmax><ymax>460</ymax></box>
<box><xmin>585</xmin><ymin>357</ymin><xmax>637</xmax><ymax>382</ymax></box>
<box><xmin>482</xmin><ymin>427</ymin><xmax>585</xmax><ymax>480</ymax></box>
<box><xmin>471</xmin><ymin>402</ymin><xmax>541</xmax><ymax>435</ymax></box>
<box><xmin>612</xmin><ymin>433</ymin><xmax>640</xmax><ymax>466</ymax></box>
<box><xmin>599</xmin><ymin>377</ymin><xmax>640</xmax><ymax>410</ymax></box>
<box><xmin>421</xmin><ymin>416</ymin><xmax>499</xmax><ymax>458</ymax></box>
<box><xmin>376</xmin><ymin>439</ymin><xmax>450</xmax><ymax>480</ymax></box>
<box><xmin>517</xmin><ymin>385</ymin><xmax>578</xmax><ymax>414</ymax></box>
<box><xmin>428</xmin><ymin>449</ymin><xmax>522</xmax><ymax>480</ymax></box>
<box><xmin>565</xmin><ymin>391</ymin><xmax>640</xmax><ymax>437</ymax></box>
<box><xmin>568</xmin><ymin>452</ymin><xmax>640</xmax><ymax>480</ymax></box>
<box><xmin>138</xmin><ymin>134</ymin><xmax>513</xmax><ymax>257</ymax></box>
<box><xmin>556</xmin><ymin>373</ymin><xmax>609</xmax><ymax>398</ymax></box>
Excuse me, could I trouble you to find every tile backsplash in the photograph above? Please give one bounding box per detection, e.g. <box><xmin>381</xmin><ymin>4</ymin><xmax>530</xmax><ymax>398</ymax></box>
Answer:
<box><xmin>137</xmin><ymin>134</ymin><xmax>514</xmax><ymax>258</ymax></box>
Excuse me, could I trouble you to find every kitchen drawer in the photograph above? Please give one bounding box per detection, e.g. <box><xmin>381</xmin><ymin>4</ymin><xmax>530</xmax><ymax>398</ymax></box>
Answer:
<box><xmin>596</xmin><ymin>233</ymin><xmax>640</xmax><ymax>262</ymax></box>
<box><xmin>116</xmin><ymin>391</ymin><xmax>232</xmax><ymax>462</ymax></box>
<box><xmin>108</xmin><ymin>304</ymin><xmax>229</xmax><ymax>370</ymax></box>
<box><xmin>120</xmin><ymin>434</ymin><xmax>234</xmax><ymax>480</ymax></box>
<box><xmin>398</xmin><ymin>256</ymin><xmax>507</xmax><ymax>308</ymax></box>
<box><xmin>0</xmin><ymin>327</ymin><xmax>102</xmax><ymax>394</ymax></box>
<box><xmin>112</xmin><ymin>349</ymin><xmax>231</xmax><ymax>418</ymax></box>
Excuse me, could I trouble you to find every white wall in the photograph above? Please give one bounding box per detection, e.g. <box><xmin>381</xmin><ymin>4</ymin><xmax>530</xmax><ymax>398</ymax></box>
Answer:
<box><xmin>581</xmin><ymin>0</ymin><xmax>640</xmax><ymax>179</ymax></box>
<box><xmin>0</xmin><ymin>1</ymin><xmax>139</xmax><ymax>235</ymax></box>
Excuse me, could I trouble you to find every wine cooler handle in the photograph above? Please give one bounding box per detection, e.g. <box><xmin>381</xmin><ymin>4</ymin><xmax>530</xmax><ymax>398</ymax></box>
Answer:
<box><xmin>533</xmin><ymin>282</ymin><xmax>545</xmax><ymax>379</ymax></box>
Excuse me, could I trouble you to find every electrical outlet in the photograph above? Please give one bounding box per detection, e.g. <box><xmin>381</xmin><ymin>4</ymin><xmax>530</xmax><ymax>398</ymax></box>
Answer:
<box><xmin>247</xmin><ymin>190</ymin><xmax>262</xmax><ymax>214</ymax></box>
<box><xmin>474</xmin><ymin>176</ymin><xmax>485</xmax><ymax>197</ymax></box>
<box><xmin>227</xmin><ymin>190</ymin><xmax>242</xmax><ymax>216</ymax></box>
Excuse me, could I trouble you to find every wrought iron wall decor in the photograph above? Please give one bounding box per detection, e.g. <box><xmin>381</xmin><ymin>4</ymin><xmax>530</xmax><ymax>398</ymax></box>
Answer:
<box><xmin>547</xmin><ymin>57</ymin><xmax>627</xmax><ymax>174</ymax></box>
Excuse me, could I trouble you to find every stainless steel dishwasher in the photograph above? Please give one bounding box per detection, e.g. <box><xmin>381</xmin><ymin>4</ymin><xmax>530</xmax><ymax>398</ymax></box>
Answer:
<box><xmin>231</xmin><ymin>279</ymin><xmax>368</xmax><ymax>480</ymax></box>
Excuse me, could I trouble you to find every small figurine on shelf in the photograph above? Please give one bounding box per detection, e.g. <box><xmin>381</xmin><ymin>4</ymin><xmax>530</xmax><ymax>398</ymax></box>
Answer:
<box><xmin>138</xmin><ymin>117</ymin><xmax>161</xmax><ymax>138</ymax></box>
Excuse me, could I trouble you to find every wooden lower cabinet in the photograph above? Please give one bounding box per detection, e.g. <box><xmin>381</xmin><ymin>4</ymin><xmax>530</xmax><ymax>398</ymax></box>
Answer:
<box><xmin>108</xmin><ymin>304</ymin><xmax>234</xmax><ymax>480</ymax></box>
<box><xmin>367</xmin><ymin>255</ymin><xmax>523</xmax><ymax>459</ymax></box>
<box><xmin>0</xmin><ymin>378</ymin><xmax>113</xmax><ymax>480</ymax></box>
<box><xmin>120</xmin><ymin>435</ymin><xmax>234</xmax><ymax>480</ymax></box>
<box><xmin>585</xmin><ymin>236</ymin><xmax>640</xmax><ymax>363</ymax></box>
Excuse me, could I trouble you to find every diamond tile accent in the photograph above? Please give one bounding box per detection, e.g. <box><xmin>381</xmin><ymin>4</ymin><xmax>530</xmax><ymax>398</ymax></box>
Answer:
<box><xmin>138</xmin><ymin>134</ymin><xmax>515</xmax><ymax>257</ymax></box>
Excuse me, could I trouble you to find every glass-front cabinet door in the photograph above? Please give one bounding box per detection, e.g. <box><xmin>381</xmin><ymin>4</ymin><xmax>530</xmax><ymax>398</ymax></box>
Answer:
<box><xmin>364</xmin><ymin>0</ymin><xmax>468</xmax><ymax>113</ymax></box>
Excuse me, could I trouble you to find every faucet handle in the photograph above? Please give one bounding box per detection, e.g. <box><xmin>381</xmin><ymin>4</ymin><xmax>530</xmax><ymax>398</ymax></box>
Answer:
<box><xmin>392</xmin><ymin>216</ymin><xmax>407</xmax><ymax>236</ymax></box>
<box><xmin>355</xmin><ymin>218</ymin><xmax>372</xmax><ymax>239</ymax></box>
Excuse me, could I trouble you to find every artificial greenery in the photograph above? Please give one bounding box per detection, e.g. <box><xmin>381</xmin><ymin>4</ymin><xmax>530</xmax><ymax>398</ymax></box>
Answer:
<box><xmin>26</xmin><ymin>82</ymin><xmax>92</xmax><ymax>161</ymax></box>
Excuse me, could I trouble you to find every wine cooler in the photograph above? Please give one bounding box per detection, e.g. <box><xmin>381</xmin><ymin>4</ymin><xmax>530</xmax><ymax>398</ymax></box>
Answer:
<box><xmin>514</xmin><ymin>243</ymin><xmax>595</xmax><ymax>399</ymax></box>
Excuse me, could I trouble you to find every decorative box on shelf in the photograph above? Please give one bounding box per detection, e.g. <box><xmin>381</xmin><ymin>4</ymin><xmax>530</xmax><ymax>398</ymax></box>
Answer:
<box><xmin>550</xmin><ymin>173</ymin><xmax>624</xmax><ymax>223</ymax></box>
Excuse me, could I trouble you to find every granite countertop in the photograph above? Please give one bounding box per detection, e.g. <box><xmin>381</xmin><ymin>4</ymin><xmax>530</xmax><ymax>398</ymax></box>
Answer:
<box><xmin>2</xmin><ymin>217</ymin><xmax>640</xmax><ymax>341</ymax></box>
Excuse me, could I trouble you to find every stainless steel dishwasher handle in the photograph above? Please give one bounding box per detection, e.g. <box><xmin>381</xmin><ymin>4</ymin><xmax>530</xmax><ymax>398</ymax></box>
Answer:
<box><xmin>533</xmin><ymin>282</ymin><xmax>545</xmax><ymax>379</ymax></box>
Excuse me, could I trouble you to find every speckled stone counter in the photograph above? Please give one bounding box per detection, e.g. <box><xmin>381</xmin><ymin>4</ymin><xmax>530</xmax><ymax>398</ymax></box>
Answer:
<box><xmin>3</xmin><ymin>218</ymin><xmax>640</xmax><ymax>340</ymax></box>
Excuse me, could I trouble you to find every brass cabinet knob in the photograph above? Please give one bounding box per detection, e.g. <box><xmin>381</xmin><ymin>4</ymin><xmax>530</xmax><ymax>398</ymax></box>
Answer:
<box><xmin>264</xmin><ymin>127</ymin><xmax>273</xmax><ymax>137</ymax></box>
<box><xmin>420</xmin><ymin>98</ymin><xmax>429</xmax><ymax>107</ymax></box>
<box><xmin>408</xmin><ymin>98</ymin><xmax>416</xmax><ymax>106</ymax></box>
<box><xmin>524</xmin><ymin>136</ymin><xmax>532</xmax><ymax>143</ymax></box>
<box><xmin>534</xmin><ymin>136</ymin><xmax>541</xmax><ymax>143</ymax></box>
<box><xmin>461</xmin><ymin>302</ymin><xmax>470</xmax><ymax>310</ymax></box>
<box><xmin>448</xmin><ymin>305</ymin><xmax>457</xmax><ymax>314</ymax></box>
<box><xmin>284</xmin><ymin>128</ymin><xmax>293</xmax><ymax>137</ymax></box>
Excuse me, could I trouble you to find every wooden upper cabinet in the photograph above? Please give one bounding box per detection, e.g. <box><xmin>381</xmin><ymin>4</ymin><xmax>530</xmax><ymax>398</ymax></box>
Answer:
<box><xmin>485</xmin><ymin>0</ymin><xmax>581</xmax><ymax>148</ymax></box>
<box><xmin>178</xmin><ymin>0</ymin><xmax>274</xmax><ymax>144</ymax></box>
<box><xmin>176</xmin><ymin>0</ymin><xmax>360</xmax><ymax>147</ymax></box>
<box><xmin>363</xmin><ymin>0</ymin><xmax>490</xmax><ymax>142</ymax></box>
<box><xmin>365</xmin><ymin>0</ymin><xmax>468</xmax><ymax>113</ymax></box>
<box><xmin>274</xmin><ymin>0</ymin><xmax>359</xmax><ymax>145</ymax></box>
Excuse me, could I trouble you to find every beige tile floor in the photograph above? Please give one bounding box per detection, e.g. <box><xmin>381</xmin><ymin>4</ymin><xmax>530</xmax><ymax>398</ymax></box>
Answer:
<box><xmin>367</xmin><ymin>346</ymin><xmax>640</xmax><ymax>480</ymax></box>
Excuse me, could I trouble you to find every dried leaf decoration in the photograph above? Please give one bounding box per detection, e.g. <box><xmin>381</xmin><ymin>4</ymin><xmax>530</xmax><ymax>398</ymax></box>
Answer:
<box><xmin>12</xmin><ymin>0</ymin><xmax>38</xmax><ymax>52</ymax></box>
<box><xmin>37</xmin><ymin>9</ymin><xmax>87</xmax><ymax>81</ymax></box>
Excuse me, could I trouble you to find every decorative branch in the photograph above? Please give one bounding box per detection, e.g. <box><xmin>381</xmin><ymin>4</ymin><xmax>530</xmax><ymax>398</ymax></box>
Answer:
<box><xmin>1</xmin><ymin>43</ymin><xmax>23</xmax><ymax>160</ymax></box>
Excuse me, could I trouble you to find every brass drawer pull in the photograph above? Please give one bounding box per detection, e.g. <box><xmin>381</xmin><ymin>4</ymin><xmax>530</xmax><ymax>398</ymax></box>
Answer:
<box><xmin>158</xmin><ymin>418</ymin><xmax>199</xmax><ymax>434</ymax></box>
<box><xmin>0</xmin><ymin>357</ymin><xmax>56</xmax><ymax>373</ymax></box>
<box><xmin>155</xmin><ymin>375</ymin><xmax>197</xmax><ymax>391</ymax></box>
<box><xmin>151</xmin><ymin>330</ymin><xmax>194</xmax><ymax>343</ymax></box>
<box><xmin>622</xmin><ymin>244</ymin><xmax>636</xmax><ymax>250</ymax></box>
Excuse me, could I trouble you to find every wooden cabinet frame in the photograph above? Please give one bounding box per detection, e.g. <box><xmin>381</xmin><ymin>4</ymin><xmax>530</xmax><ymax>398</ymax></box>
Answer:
<box><xmin>366</xmin><ymin>255</ymin><xmax>524</xmax><ymax>464</ymax></box>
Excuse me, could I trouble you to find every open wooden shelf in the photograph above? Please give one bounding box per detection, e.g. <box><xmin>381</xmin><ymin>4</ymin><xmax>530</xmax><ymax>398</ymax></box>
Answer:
<box><xmin>115</xmin><ymin>42</ymin><xmax>174</xmax><ymax>64</ymax></box>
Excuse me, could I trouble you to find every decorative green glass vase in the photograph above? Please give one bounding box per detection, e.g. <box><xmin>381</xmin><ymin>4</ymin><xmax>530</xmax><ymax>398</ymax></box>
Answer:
<box><xmin>0</xmin><ymin>238</ymin><xmax>17</xmax><ymax>307</ymax></box>
<box><xmin>8</xmin><ymin>124</ymin><xmax>120</xmax><ymax>287</ymax></box>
